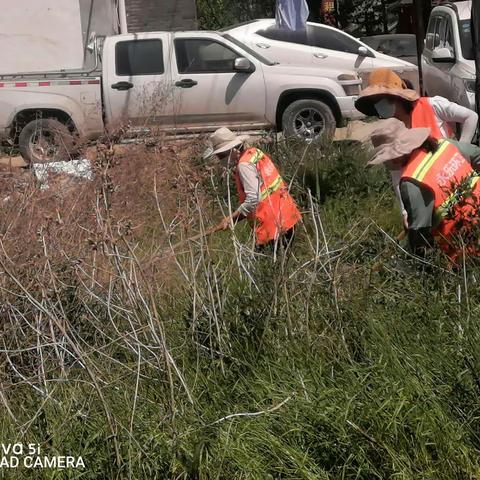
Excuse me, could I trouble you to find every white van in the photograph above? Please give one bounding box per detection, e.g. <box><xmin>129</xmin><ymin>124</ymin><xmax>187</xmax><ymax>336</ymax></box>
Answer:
<box><xmin>422</xmin><ymin>1</ymin><xmax>475</xmax><ymax>110</ymax></box>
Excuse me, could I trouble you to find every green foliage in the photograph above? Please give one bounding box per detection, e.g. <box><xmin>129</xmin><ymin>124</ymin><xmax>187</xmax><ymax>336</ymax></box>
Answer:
<box><xmin>196</xmin><ymin>0</ymin><xmax>402</xmax><ymax>37</ymax></box>
<box><xmin>2</xmin><ymin>140</ymin><xmax>480</xmax><ymax>479</ymax></box>
<box><xmin>197</xmin><ymin>0</ymin><xmax>276</xmax><ymax>30</ymax></box>
<box><xmin>338</xmin><ymin>0</ymin><xmax>401</xmax><ymax>36</ymax></box>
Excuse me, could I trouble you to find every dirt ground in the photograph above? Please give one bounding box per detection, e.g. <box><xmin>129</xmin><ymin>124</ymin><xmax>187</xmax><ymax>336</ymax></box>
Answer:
<box><xmin>0</xmin><ymin>139</ymin><xmax>212</xmax><ymax>287</ymax></box>
<box><xmin>0</xmin><ymin>120</ymin><xmax>379</xmax><ymax>268</ymax></box>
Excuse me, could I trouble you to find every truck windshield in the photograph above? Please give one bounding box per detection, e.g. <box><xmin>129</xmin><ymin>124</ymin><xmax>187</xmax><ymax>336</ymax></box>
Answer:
<box><xmin>458</xmin><ymin>19</ymin><xmax>474</xmax><ymax>60</ymax></box>
<box><xmin>222</xmin><ymin>33</ymin><xmax>276</xmax><ymax>65</ymax></box>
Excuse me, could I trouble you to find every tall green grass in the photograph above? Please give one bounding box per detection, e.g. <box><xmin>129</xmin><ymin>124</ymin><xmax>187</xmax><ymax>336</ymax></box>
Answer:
<box><xmin>1</xmin><ymin>139</ymin><xmax>480</xmax><ymax>479</ymax></box>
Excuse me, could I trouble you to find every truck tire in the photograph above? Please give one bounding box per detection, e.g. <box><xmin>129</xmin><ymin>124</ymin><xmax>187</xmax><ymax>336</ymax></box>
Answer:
<box><xmin>19</xmin><ymin>118</ymin><xmax>75</xmax><ymax>164</ymax></box>
<box><xmin>282</xmin><ymin>99</ymin><xmax>336</xmax><ymax>142</ymax></box>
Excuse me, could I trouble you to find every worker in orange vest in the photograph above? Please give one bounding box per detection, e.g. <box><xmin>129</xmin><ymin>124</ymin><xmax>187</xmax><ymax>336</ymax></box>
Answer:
<box><xmin>355</xmin><ymin>68</ymin><xmax>480</xmax><ymax>228</ymax></box>
<box><xmin>355</xmin><ymin>68</ymin><xmax>478</xmax><ymax>141</ymax></box>
<box><xmin>369</xmin><ymin>118</ymin><xmax>480</xmax><ymax>259</ymax></box>
<box><xmin>205</xmin><ymin>127</ymin><xmax>302</xmax><ymax>247</ymax></box>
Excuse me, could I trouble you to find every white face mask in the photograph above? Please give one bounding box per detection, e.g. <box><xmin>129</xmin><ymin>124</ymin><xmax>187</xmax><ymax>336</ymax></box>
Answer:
<box><xmin>374</xmin><ymin>98</ymin><xmax>396</xmax><ymax>119</ymax></box>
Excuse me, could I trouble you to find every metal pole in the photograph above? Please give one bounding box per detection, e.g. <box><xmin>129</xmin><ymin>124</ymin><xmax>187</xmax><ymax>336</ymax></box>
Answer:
<box><xmin>472</xmin><ymin>0</ymin><xmax>480</xmax><ymax>116</ymax></box>
<box><xmin>118</xmin><ymin>0</ymin><xmax>128</xmax><ymax>34</ymax></box>
<box><xmin>413</xmin><ymin>0</ymin><xmax>425</xmax><ymax>95</ymax></box>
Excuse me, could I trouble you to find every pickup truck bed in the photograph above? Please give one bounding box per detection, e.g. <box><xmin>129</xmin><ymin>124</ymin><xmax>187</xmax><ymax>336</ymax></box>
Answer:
<box><xmin>0</xmin><ymin>76</ymin><xmax>104</xmax><ymax>140</ymax></box>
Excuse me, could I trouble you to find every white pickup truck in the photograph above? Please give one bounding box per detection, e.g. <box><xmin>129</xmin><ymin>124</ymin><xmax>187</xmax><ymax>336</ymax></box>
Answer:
<box><xmin>0</xmin><ymin>31</ymin><xmax>363</xmax><ymax>163</ymax></box>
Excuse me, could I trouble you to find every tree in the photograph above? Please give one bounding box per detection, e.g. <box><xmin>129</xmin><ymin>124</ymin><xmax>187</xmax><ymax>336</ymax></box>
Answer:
<box><xmin>196</xmin><ymin>0</ymin><xmax>402</xmax><ymax>36</ymax></box>
<box><xmin>197</xmin><ymin>0</ymin><xmax>276</xmax><ymax>30</ymax></box>
<box><xmin>338</xmin><ymin>0</ymin><xmax>401</xmax><ymax>36</ymax></box>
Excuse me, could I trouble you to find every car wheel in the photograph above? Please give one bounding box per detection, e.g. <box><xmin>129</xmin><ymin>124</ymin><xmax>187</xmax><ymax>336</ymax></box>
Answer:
<box><xmin>282</xmin><ymin>99</ymin><xmax>336</xmax><ymax>142</ymax></box>
<box><xmin>19</xmin><ymin>118</ymin><xmax>75</xmax><ymax>164</ymax></box>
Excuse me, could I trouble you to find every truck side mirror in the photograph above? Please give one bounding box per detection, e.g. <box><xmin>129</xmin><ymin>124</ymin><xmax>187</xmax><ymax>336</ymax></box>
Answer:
<box><xmin>86</xmin><ymin>32</ymin><xmax>97</xmax><ymax>53</ymax></box>
<box><xmin>358</xmin><ymin>46</ymin><xmax>375</xmax><ymax>58</ymax></box>
<box><xmin>432</xmin><ymin>47</ymin><xmax>455</xmax><ymax>63</ymax></box>
<box><xmin>234</xmin><ymin>57</ymin><xmax>255</xmax><ymax>73</ymax></box>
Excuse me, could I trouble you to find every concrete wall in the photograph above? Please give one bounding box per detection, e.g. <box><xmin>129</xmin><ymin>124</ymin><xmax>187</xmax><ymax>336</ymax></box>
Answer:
<box><xmin>0</xmin><ymin>0</ymin><xmax>85</xmax><ymax>74</ymax></box>
<box><xmin>125</xmin><ymin>0</ymin><xmax>197</xmax><ymax>32</ymax></box>
<box><xmin>0</xmin><ymin>0</ymin><xmax>118</xmax><ymax>74</ymax></box>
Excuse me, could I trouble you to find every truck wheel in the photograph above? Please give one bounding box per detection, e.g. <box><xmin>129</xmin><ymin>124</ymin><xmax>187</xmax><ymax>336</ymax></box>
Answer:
<box><xmin>19</xmin><ymin>118</ymin><xmax>75</xmax><ymax>164</ymax></box>
<box><xmin>282</xmin><ymin>99</ymin><xmax>336</xmax><ymax>142</ymax></box>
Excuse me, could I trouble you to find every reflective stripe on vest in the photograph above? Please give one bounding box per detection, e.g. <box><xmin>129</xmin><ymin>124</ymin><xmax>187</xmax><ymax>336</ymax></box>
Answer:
<box><xmin>246</xmin><ymin>149</ymin><xmax>264</xmax><ymax>165</ymax></box>
<box><xmin>240</xmin><ymin>148</ymin><xmax>285</xmax><ymax>200</ymax></box>
<box><xmin>401</xmin><ymin>140</ymin><xmax>480</xmax><ymax>257</ymax></box>
<box><xmin>261</xmin><ymin>175</ymin><xmax>283</xmax><ymax>200</ymax></box>
<box><xmin>410</xmin><ymin>139</ymin><xmax>450</xmax><ymax>181</ymax></box>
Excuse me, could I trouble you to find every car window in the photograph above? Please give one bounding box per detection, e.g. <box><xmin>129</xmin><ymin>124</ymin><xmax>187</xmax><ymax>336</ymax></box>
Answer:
<box><xmin>306</xmin><ymin>25</ymin><xmax>362</xmax><ymax>54</ymax></box>
<box><xmin>116</xmin><ymin>39</ymin><xmax>164</xmax><ymax>76</ymax></box>
<box><xmin>376</xmin><ymin>39</ymin><xmax>395</xmax><ymax>55</ymax></box>
<box><xmin>174</xmin><ymin>39</ymin><xmax>238</xmax><ymax>74</ymax></box>
<box><xmin>223</xmin><ymin>34</ymin><xmax>276</xmax><ymax>65</ymax></box>
<box><xmin>435</xmin><ymin>15</ymin><xmax>455</xmax><ymax>54</ymax></box>
<box><xmin>361</xmin><ymin>37</ymin><xmax>380</xmax><ymax>50</ymax></box>
<box><xmin>256</xmin><ymin>26</ymin><xmax>308</xmax><ymax>45</ymax></box>
<box><xmin>435</xmin><ymin>16</ymin><xmax>446</xmax><ymax>49</ymax></box>
<box><xmin>432</xmin><ymin>15</ymin><xmax>455</xmax><ymax>55</ymax></box>
<box><xmin>458</xmin><ymin>19</ymin><xmax>474</xmax><ymax>60</ymax></box>
<box><xmin>443</xmin><ymin>18</ymin><xmax>454</xmax><ymax>53</ymax></box>
<box><xmin>426</xmin><ymin>16</ymin><xmax>438</xmax><ymax>50</ymax></box>
<box><xmin>377</xmin><ymin>37</ymin><xmax>416</xmax><ymax>57</ymax></box>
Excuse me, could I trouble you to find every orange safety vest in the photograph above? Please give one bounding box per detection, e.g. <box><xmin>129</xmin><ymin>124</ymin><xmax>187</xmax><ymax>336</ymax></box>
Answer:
<box><xmin>401</xmin><ymin>139</ymin><xmax>480</xmax><ymax>257</ymax></box>
<box><xmin>411</xmin><ymin>97</ymin><xmax>455</xmax><ymax>139</ymax></box>
<box><xmin>235</xmin><ymin>148</ymin><xmax>302</xmax><ymax>245</ymax></box>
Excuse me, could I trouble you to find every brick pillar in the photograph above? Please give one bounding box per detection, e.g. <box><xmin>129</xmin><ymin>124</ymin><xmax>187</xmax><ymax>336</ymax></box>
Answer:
<box><xmin>125</xmin><ymin>0</ymin><xmax>197</xmax><ymax>33</ymax></box>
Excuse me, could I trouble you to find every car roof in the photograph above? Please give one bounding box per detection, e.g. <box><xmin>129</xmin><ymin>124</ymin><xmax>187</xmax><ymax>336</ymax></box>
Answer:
<box><xmin>360</xmin><ymin>34</ymin><xmax>415</xmax><ymax>40</ymax></box>
<box><xmin>226</xmin><ymin>18</ymin><xmax>353</xmax><ymax>33</ymax></box>
<box><xmin>432</xmin><ymin>1</ymin><xmax>471</xmax><ymax>20</ymax></box>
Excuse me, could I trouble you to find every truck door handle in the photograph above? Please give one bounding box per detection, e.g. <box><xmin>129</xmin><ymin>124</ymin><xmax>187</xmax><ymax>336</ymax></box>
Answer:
<box><xmin>256</xmin><ymin>43</ymin><xmax>270</xmax><ymax>49</ymax></box>
<box><xmin>111</xmin><ymin>81</ymin><xmax>134</xmax><ymax>91</ymax></box>
<box><xmin>175</xmin><ymin>79</ymin><xmax>198</xmax><ymax>88</ymax></box>
<box><xmin>313</xmin><ymin>53</ymin><xmax>327</xmax><ymax>59</ymax></box>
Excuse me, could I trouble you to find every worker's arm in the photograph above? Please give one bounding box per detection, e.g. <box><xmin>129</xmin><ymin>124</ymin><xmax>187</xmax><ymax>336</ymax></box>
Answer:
<box><xmin>448</xmin><ymin>139</ymin><xmax>480</xmax><ymax>171</ymax></box>
<box><xmin>400</xmin><ymin>180</ymin><xmax>435</xmax><ymax>254</ymax></box>
<box><xmin>430</xmin><ymin>96</ymin><xmax>478</xmax><ymax>143</ymax></box>
<box><xmin>217</xmin><ymin>162</ymin><xmax>261</xmax><ymax>230</ymax></box>
<box><xmin>390</xmin><ymin>168</ymin><xmax>409</xmax><ymax>229</ymax></box>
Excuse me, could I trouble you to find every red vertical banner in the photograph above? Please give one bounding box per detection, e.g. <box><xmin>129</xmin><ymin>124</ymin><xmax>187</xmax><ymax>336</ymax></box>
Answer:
<box><xmin>320</xmin><ymin>0</ymin><xmax>336</xmax><ymax>26</ymax></box>
<box><xmin>321</xmin><ymin>0</ymin><xmax>335</xmax><ymax>14</ymax></box>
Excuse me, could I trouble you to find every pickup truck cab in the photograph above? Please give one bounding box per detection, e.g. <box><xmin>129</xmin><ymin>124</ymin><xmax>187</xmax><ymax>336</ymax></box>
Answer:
<box><xmin>0</xmin><ymin>31</ymin><xmax>362</xmax><ymax>164</ymax></box>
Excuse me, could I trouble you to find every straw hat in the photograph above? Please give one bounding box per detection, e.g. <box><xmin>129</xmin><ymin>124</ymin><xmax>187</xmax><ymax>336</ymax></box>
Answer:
<box><xmin>355</xmin><ymin>68</ymin><xmax>420</xmax><ymax>116</ymax></box>
<box><xmin>203</xmin><ymin>127</ymin><xmax>250</xmax><ymax>159</ymax></box>
<box><xmin>369</xmin><ymin>118</ymin><xmax>431</xmax><ymax>165</ymax></box>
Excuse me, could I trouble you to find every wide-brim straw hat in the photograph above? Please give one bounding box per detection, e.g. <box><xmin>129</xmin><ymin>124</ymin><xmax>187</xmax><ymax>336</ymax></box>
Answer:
<box><xmin>203</xmin><ymin>127</ymin><xmax>251</xmax><ymax>159</ymax></box>
<box><xmin>369</xmin><ymin>118</ymin><xmax>431</xmax><ymax>165</ymax></box>
<box><xmin>355</xmin><ymin>68</ymin><xmax>420</xmax><ymax>116</ymax></box>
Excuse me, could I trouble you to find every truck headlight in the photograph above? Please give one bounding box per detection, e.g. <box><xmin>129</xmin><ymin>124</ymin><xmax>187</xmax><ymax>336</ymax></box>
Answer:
<box><xmin>337</xmin><ymin>74</ymin><xmax>361</xmax><ymax>96</ymax></box>
<box><xmin>464</xmin><ymin>79</ymin><xmax>476</xmax><ymax>93</ymax></box>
